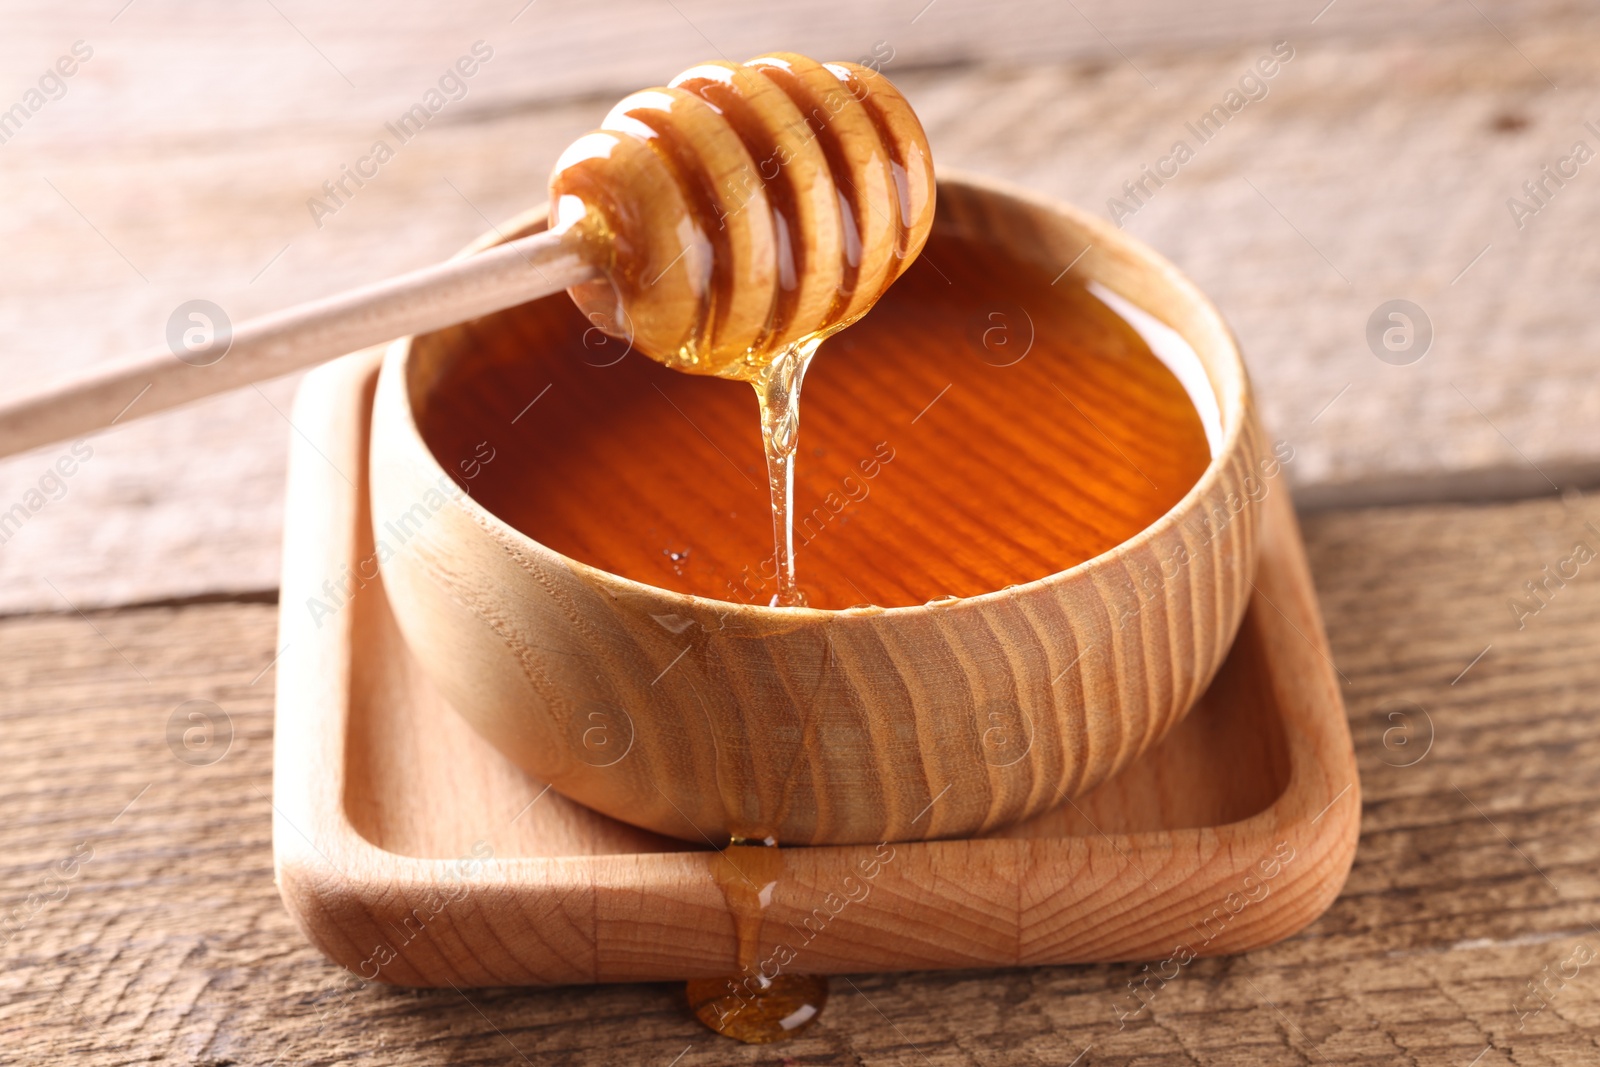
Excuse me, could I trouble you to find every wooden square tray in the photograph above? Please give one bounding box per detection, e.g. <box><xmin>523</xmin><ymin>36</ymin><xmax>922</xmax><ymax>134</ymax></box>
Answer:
<box><xmin>272</xmin><ymin>349</ymin><xmax>1359</xmax><ymax>986</ymax></box>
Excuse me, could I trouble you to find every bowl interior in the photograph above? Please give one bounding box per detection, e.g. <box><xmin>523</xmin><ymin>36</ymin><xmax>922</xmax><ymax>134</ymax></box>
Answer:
<box><xmin>407</xmin><ymin>178</ymin><xmax>1224</xmax><ymax>611</ymax></box>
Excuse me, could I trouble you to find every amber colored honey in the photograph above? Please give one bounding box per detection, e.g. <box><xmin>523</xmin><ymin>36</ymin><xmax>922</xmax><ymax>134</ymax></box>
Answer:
<box><xmin>418</xmin><ymin>230</ymin><xmax>1212</xmax><ymax>611</ymax></box>
<box><xmin>681</xmin><ymin>841</ymin><xmax>828</xmax><ymax>1044</ymax></box>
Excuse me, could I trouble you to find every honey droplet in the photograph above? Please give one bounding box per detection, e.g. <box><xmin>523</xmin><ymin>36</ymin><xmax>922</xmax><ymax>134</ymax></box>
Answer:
<box><xmin>729</xmin><ymin>834</ymin><xmax>776</xmax><ymax>848</ymax></box>
<box><xmin>686</xmin><ymin>973</ymin><xmax>829</xmax><ymax>1044</ymax></box>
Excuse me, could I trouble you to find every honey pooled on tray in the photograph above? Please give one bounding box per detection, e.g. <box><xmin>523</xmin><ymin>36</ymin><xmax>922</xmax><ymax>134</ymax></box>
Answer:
<box><xmin>547</xmin><ymin>53</ymin><xmax>935</xmax><ymax>605</ymax></box>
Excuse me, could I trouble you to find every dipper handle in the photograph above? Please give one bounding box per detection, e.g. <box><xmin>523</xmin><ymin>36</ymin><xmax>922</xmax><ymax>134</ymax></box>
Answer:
<box><xmin>0</xmin><ymin>230</ymin><xmax>594</xmax><ymax>460</ymax></box>
<box><xmin>0</xmin><ymin>52</ymin><xmax>934</xmax><ymax>458</ymax></box>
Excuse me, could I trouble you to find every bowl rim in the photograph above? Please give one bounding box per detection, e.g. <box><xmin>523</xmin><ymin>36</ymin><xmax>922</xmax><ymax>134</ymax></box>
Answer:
<box><xmin>387</xmin><ymin>166</ymin><xmax>1252</xmax><ymax>620</ymax></box>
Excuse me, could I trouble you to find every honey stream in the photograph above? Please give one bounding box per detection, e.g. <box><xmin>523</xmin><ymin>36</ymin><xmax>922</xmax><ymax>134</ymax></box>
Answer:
<box><xmin>750</xmin><ymin>341</ymin><xmax>822</xmax><ymax>606</ymax></box>
<box><xmin>547</xmin><ymin>55</ymin><xmax>936</xmax><ymax>608</ymax></box>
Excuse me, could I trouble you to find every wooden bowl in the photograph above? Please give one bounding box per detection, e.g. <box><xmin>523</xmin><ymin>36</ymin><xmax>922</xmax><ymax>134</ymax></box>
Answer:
<box><xmin>368</xmin><ymin>171</ymin><xmax>1267</xmax><ymax>847</ymax></box>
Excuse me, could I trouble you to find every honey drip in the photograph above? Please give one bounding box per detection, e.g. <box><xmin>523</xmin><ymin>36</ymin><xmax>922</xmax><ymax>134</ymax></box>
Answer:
<box><xmin>685</xmin><ymin>838</ymin><xmax>829</xmax><ymax>1043</ymax></box>
<box><xmin>751</xmin><ymin>340</ymin><xmax>820</xmax><ymax>606</ymax></box>
<box><xmin>547</xmin><ymin>53</ymin><xmax>935</xmax><ymax>608</ymax></box>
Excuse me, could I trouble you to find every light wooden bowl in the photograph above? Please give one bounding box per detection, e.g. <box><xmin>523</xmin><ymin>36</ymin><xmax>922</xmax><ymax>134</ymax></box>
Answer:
<box><xmin>369</xmin><ymin>171</ymin><xmax>1267</xmax><ymax>847</ymax></box>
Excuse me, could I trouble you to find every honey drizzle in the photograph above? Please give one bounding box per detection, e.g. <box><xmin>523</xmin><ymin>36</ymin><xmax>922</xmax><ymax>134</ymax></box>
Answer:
<box><xmin>731</xmin><ymin>65</ymin><xmax>889</xmax><ymax>608</ymax></box>
<box><xmin>723</xmin><ymin>840</ymin><xmax>780</xmax><ymax>974</ymax></box>
<box><xmin>686</xmin><ymin>839</ymin><xmax>829</xmax><ymax>1044</ymax></box>
<box><xmin>551</xmin><ymin>57</ymin><xmax>925</xmax><ymax>609</ymax></box>
<box><xmin>751</xmin><ymin>340</ymin><xmax>816</xmax><ymax>606</ymax></box>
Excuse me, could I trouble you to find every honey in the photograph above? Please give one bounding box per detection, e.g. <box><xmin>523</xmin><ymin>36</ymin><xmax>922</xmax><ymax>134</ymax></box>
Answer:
<box><xmin>683</xmin><ymin>840</ymin><xmax>828</xmax><ymax>1044</ymax></box>
<box><xmin>747</xmin><ymin>339</ymin><xmax>822</xmax><ymax>605</ymax></box>
<box><xmin>547</xmin><ymin>54</ymin><xmax>935</xmax><ymax>605</ymax></box>
<box><xmin>420</xmin><ymin>231</ymin><xmax>1213</xmax><ymax>610</ymax></box>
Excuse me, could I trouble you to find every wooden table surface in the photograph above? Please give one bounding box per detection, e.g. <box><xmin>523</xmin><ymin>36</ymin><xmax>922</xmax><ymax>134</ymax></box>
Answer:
<box><xmin>3</xmin><ymin>2</ymin><xmax>1598</xmax><ymax>1063</ymax></box>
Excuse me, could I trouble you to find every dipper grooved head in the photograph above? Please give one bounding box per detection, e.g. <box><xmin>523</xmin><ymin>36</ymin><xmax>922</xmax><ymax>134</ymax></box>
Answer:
<box><xmin>549</xmin><ymin>53</ymin><xmax>935</xmax><ymax>379</ymax></box>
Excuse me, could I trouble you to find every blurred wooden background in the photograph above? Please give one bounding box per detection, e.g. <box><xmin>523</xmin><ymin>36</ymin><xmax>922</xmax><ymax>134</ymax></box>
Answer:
<box><xmin>1</xmin><ymin>0</ymin><xmax>1598</xmax><ymax>612</ymax></box>
<box><xmin>4</xmin><ymin>3</ymin><xmax>1600</xmax><ymax>1065</ymax></box>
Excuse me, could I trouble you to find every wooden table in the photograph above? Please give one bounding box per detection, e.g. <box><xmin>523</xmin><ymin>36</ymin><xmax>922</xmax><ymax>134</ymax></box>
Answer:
<box><xmin>3</xmin><ymin>3</ymin><xmax>1598</xmax><ymax>1063</ymax></box>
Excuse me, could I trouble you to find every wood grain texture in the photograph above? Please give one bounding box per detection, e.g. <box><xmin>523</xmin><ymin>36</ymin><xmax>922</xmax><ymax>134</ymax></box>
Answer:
<box><xmin>1</xmin><ymin>8</ymin><xmax>1597</xmax><ymax>1062</ymax></box>
<box><xmin>4</xmin><ymin>11</ymin><xmax>1600</xmax><ymax>613</ymax></box>
<box><xmin>0</xmin><ymin>0</ymin><xmax>1569</xmax><ymax>146</ymax></box>
<box><xmin>4</xmin><ymin>490</ymin><xmax>1600</xmax><ymax>1063</ymax></box>
<box><xmin>369</xmin><ymin>175</ymin><xmax>1266</xmax><ymax>845</ymax></box>
<box><xmin>274</xmin><ymin>344</ymin><xmax>1352</xmax><ymax>983</ymax></box>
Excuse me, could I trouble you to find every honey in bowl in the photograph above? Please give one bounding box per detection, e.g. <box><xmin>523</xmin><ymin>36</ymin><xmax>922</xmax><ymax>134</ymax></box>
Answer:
<box><xmin>417</xmin><ymin>230</ymin><xmax>1213</xmax><ymax>610</ymax></box>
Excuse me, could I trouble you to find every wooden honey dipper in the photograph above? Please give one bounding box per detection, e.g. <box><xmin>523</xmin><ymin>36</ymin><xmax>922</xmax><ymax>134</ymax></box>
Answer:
<box><xmin>0</xmin><ymin>52</ymin><xmax>934</xmax><ymax>460</ymax></box>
